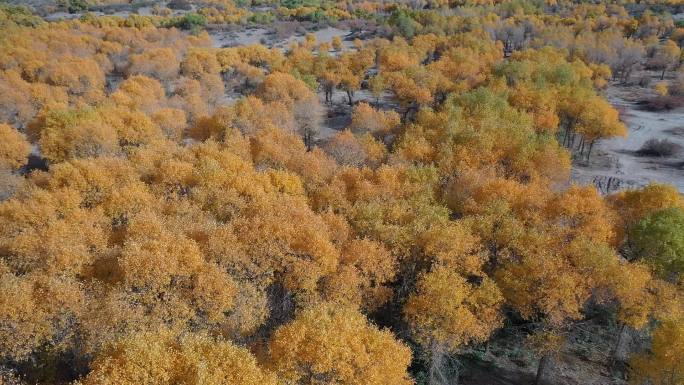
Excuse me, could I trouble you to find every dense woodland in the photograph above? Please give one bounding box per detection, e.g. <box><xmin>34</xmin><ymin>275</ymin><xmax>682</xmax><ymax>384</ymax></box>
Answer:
<box><xmin>0</xmin><ymin>0</ymin><xmax>683</xmax><ymax>384</ymax></box>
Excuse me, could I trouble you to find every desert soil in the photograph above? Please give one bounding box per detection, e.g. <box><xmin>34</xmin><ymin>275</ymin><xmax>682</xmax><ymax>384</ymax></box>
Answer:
<box><xmin>211</xmin><ymin>26</ymin><xmax>353</xmax><ymax>50</ymax></box>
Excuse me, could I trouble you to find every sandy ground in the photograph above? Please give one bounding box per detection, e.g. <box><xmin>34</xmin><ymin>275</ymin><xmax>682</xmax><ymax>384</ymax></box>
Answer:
<box><xmin>211</xmin><ymin>26</ymin><xmax>353</xmax><ymax>50</ymax></box>
<box><xmin>212</xmin><ymin>27</ymin><xmax>270</xmax><ymax>47</ymax></box>
<box><xmin>278</xmin><ymin>26</ymin><xmax>353</xmax><ymax>50</ymax></box>
<box><xmin>43</xmin><ymin>2</ymin><xmax>187</xmax><ymax>21</ymax></box>
<box><xmin>571</xmin><ymin>83</ymin><xmax>684</xmax><ymax>194</ymax></box>
<box><xmin>43</xmin><ymin>11</ymin><xmax>81</xmax><ymax>21</ymax></box>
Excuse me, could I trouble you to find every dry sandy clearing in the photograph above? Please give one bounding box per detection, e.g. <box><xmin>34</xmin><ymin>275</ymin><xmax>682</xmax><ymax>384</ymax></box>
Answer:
<box><xmin>572</xmin><ymin>84</ymin><xmax>684</xmax><ymax>194</ymax></box>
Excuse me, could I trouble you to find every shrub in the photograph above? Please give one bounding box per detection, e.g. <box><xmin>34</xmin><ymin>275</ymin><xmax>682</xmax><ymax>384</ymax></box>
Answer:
<box><xmin>167</xmin><ymin>0</ymin><xmax>192</xmax><ymax>11</ymax></box>
<box><xmin>164</xmin><ymin>13</ymin><xmax>207</xmax><ymax>33</ymax></box>
<box><xmin>638</xmin><ymin>75</ymin><xmax>651</xmax><ymax>87</ymax></box>
<box><xmin>653</xmin><ymin>81</ymin><xmax>668</xmax><ymax>96</ymax></box>
<box><xmin>181</xmin><ymin>13</ymin><xmax>207</xmax><ymax>30</ymax></box>
<box><xmin>637</xmin><ymin>138</ymin><xmax>683</xmax><ymax>157</ymax></box>
<box><xmin>59</xmin><ymin>0</ymin><xmax>88</xmax><ymax>13</ymax></box>
<box><xmin>0</xmin><ymin>4</ymin><xmax>44</xmax><ymax>27</ymax></box>
<box><xmin>249</xmin><ymin>12</ymin><xmax>275</xmax><ymax>24</ymax></box>
<box><xmin>281</xmin><ymin>0</ymin><xmax>322</xmax><ymax>9</ymax></box>
<box><xmin>641</xmin><ymin>95</ymin><xmax>684</xmax><ymax>111</ymax></box>
<box><xmin>273</xmin><ymin>21</ymin><xmax>298</xmax><ymax>39</ymax></box>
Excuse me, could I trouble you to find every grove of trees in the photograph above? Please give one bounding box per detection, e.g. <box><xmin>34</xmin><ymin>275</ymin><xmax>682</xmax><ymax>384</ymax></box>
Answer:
<box><xmin>0</xmin><ymin>1</ymin><xmax>683</xmax><ymax>385</ymax></box>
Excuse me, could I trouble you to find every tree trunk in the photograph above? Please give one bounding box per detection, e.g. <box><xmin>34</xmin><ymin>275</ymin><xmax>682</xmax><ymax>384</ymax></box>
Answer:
<box><xmin>661</xmin><ymin>68</ymin><xmax>666</xmax><ymax>80</ymax></box>
<box><xmin>403</xmin><ymin>106</ymin><xmax>411</xmax><ymax>121</ymax></box>
<box><xmin>587</xmin><ymin>140</ymin><xmax>595</xmax><ymax>161</ymax></box>
<box><xmin>570</xmin><ymin>131</ymin><xmax>577</xmax><ymax>149</ymax></box>
<box><xmin>428</xmin><ymin>342</ymin><xmax>459</xmax><ymax>385</ymax></box>
<box><xmin>562</xmin><ymin>127</ymin><xmax>570</xmax><ymax>147</ymax></box>
<box><xmin>624</xmin><ymin>66</ymin><xmax>633</xmax><ymax>84</ymax></box>
<box><xmin>346</xmin><ymin>90</ymin><xmax>353</xmax><ymax>105</ymax></box>
<box><xmin>303</xmin><ymin>130</ymin><xmax>314</xmax><ymax>151</ymax></box>
<box><xmin>610</xmin><ymin>324</ymin><xmax>630</xmax><ymax>368</ymax></box>
<box><xmin>535</xmin><ymin>355</ymin><xmax>553</xmax><ymax>385</ymax></box>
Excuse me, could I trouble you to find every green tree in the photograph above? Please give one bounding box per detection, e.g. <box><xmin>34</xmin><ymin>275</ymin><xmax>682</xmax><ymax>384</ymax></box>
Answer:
<box><xmin>629</xmin><ymin>207</ymin><xmax>684</xmax><ymax>282</ymax></box>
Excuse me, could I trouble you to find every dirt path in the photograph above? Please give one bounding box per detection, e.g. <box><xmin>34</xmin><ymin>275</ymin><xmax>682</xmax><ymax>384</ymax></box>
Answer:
<box><xmin>571</xmin><ymin>84</ymin><xmax>684</xmax><ymax>194</ymax></box>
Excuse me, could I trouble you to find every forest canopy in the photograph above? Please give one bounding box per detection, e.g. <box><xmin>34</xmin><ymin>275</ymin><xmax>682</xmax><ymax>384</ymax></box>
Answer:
<box><xmin>0</xmin><ymin>0</ymin><xmax>683</xmax><ymax>385</ymax></box>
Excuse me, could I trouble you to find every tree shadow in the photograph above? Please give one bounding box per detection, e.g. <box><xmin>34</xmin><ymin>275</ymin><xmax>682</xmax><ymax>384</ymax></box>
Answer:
<box><xmin>460</xmin><ymin>360</ymin><xmax>536</xmax><ymax>385</ymax></box>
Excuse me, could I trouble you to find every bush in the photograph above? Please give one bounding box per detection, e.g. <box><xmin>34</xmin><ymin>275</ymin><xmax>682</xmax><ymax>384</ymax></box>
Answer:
<box><xmin>306</xmin><ymin>9</ymin><xmax>327</xmax><ymax>23</ymax></box>
<box><xmin>164</xmin><ymin>13</ymin><xmax>207</xmax><ymax>33</ymax></box>
<box><xmin>273</xmin><ymin>21</ymin><xmax>298</xmax><ymax>39</ymax></box>
<box><xmin>653</xmin><ymin>81</ymin><xmax>668</xmax><ymax>96</ymax></box>
<box><xmin>248</xmin><ymin>12</ymin><xmax>275</xmax><ymax>24</ymax></box>
<box><xmin>637</xmin><ymin>138</ymin><xmax>683</xmax><ymax>157</ymax></box>
<box><xmin>64</xmin><ymin>0</ymin><xmax>88</xmax><ymax>13</ymax></box>
<box><xmin>281</xmin><ymin>0</ymin><xmax>322</xmax><ymax>9</ymax></box>
<box><xmin>389</xmin><ymin>9</ymin><xmax>419</xmax><ymax>38</ymax></box>
<box><xmin>0</xmin><ymin>4</ymin><xmax>44</xmax><ymax>27</ymax></box>
<box><xmin>167</xmin><ymin>0</ymin><xmax>192</xmax><ymax>11</ymax></box>
<box><xmin>641</xmin><ymin>95</ymin><xmax>684</xmax><ymax>111</ymax></box>
<box><xmin>181</xmin><ymin>13</ymin><xmax>207</xmax><ymax>30</ymax></box>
